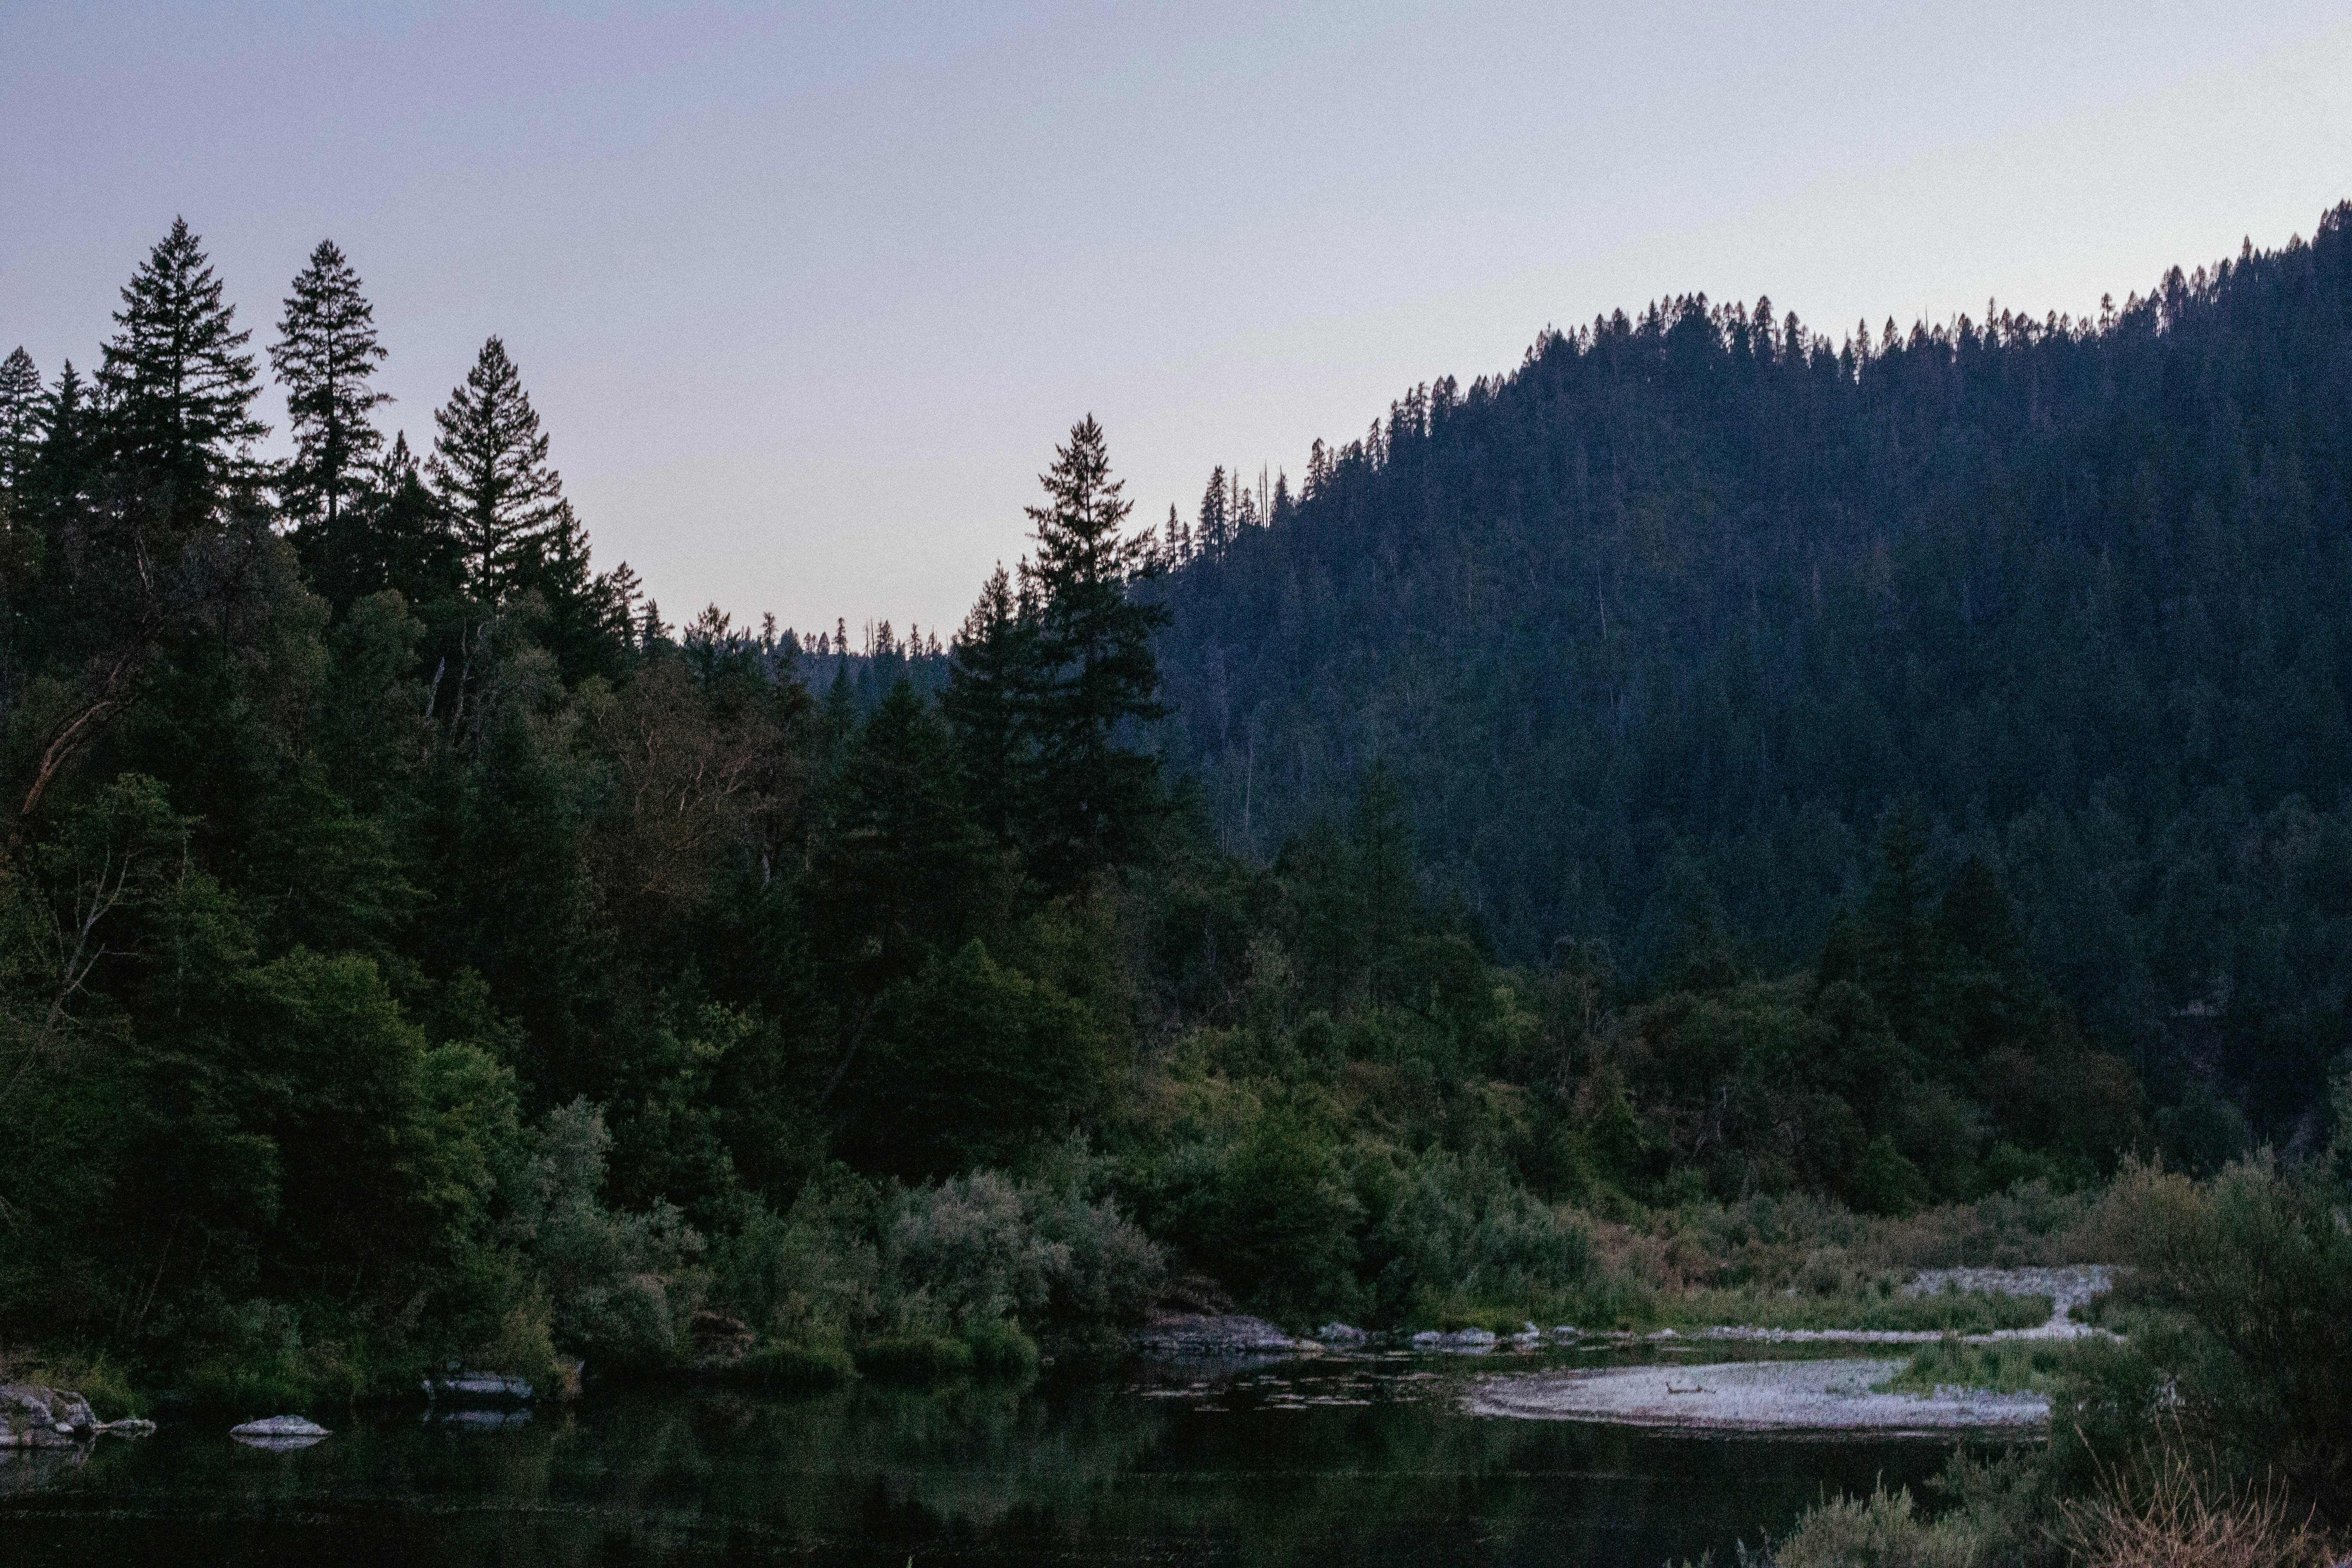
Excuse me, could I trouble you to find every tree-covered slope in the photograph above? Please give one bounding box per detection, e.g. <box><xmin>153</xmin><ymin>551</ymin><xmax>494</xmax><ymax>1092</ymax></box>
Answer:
<box><xmin>1156</xmin><ymin>203</ymin><xmax>2352</xmax><ymax>1125</ymax></box>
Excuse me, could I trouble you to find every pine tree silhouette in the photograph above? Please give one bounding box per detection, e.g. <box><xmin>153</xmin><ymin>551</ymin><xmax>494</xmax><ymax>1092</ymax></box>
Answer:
<box><xmin>428</xmin><ymin>336</ymin><xmax>562</xmax><ymax>603</ymax></box>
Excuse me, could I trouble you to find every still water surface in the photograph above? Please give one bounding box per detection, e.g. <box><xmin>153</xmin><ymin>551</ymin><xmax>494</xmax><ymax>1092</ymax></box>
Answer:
<box><xmin>1</xmin><ymin>1351</ymin><xmax>1968</xmax><ymax>1565</ymax></box>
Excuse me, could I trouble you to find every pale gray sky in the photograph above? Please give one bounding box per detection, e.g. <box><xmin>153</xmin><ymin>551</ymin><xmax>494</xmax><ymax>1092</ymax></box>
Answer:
<box><xmin>3</xmin><ymin>2</ymin><xmax>2348</xmax><ymax>637</ymax></box>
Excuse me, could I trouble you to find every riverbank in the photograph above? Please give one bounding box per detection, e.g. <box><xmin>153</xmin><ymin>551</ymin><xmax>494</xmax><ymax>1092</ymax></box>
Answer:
<box><xmin>1463</xmin><ymin>1357</ymin><xmax>2048</xmax><ymax>1435</ymax></box>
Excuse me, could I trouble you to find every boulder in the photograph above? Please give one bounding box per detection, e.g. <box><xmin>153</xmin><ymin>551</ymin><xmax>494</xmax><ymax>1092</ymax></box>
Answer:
<box><xmin>230</xmin><ymin>1415</ymin><xmax>330</xmax><ymax>1449</ymax></box>
<box><xmin>0</xmin><ymin>1385</ymin><xmax>95</xmax><ymax>1448</ymax></box>
<box><xmin>1315</xmin><ymin>1322</ymin><xmax>1368</xmax><ymax>1346</ymax></box>
<box><xmin>1131</xmin><ymin>1311</ymin><xmax>1317</xmax><ymax>1358</ymax></box>
<box><xmin>422</xmin><ymin>1371</ymin><xmax>533</xmax><ymax>1405</ymax></box>
<box><xmin>1409</xmin><ymin>1327</ymin><xmax>1497</xmax><ymax>1353</ymax></box>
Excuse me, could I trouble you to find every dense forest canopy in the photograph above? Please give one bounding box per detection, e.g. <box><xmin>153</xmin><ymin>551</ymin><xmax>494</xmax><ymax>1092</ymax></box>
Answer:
<box><xmin>1155</xmin><ymin>203</ymin><xmax>2352</xmax><ymax>1135</ymax></box>
<box><xmin>1</xmin><ymin>207</ymin><xmax>2348</xmax><ymax>1499</ymax></box>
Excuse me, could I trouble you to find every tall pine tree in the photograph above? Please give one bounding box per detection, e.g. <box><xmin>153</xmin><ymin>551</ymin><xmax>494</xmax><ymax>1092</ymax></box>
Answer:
<box><xmin>428</xmin><ymin>336</ymin><xmax>560</xmax><ymax>603</ymax></box>
<box><xmin>270</xmin><ymin>239</ymin><xmax>389</xmax><ymax>533</ymax></box>
<box><xmin>96</xmin><ymin>217</ymin><xmax>268</xmax><ymax>539</ymax></box>
<box><xmin>1019</xmin><ymin>416</ymin><xmax>1169</xmax><ymax>893</ymax></box>
<box><xmin>0</xmin><ymin>347</ymin><xmax>39</xmax><ymax>497</ymax></box>
<box><xmin>942</xmin><ymin>563</ymin><xmax>1036</xmax><ymax>845</ymax></box>
<box><xmin>515</xmin><ymin>498</ymin><xmax>629</xmax><ymax>684</ymax></box>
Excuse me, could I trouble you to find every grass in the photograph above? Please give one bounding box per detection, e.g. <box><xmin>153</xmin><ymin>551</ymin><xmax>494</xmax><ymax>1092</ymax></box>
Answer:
<box><xmin>728</xmin><ymin>1341</ymin><xmax>857</xmax><ymax>1390</ymax></box>
<box><xmin>22</xmin><ymin>1350</ymin><xmax>147</xmax><ymax>1421</ymax></box>
<box><xmin>1665</xmin><ymin>1282</ymin><xmax>2051</xmax><ymax>1335</ymax></box>
<box><xmin>1405</xmin><ymin>1275</ymin><xmax>2052</xmax><ymax>1337</ymax></box>
<box><xmin>1873</xmin><ymin>1335</ymin><xmax>2076</xmax><ymax>1396</ymax></box>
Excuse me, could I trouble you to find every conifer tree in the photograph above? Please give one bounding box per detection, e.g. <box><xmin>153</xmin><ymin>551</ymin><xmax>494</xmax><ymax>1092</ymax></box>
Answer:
<box><xmin>428</xmin><ymin>336</ymin><xmax>560</xmax><ymax>603</ymax></box>
<box><xmin>372</xmin><ymin>431</ymin><xmax>462</xmax><ymax>609</ymax></box>
<box><xmin>270</xmin><ymin>239</ymin><xmax>389</xmax><ymax>532</ymax></box>
<box><xmin>95</xmin><ymin>217</ymin><xmax>267</xmax><ymax>537</ymax></box>
<box><xmin>1352</xmin><ymin>760</ymin><xmax>1416</xmax><ymax>1001</ymax></box>
<box><xmin>20</xmin><ymin>363</ymin><xmax>95</xmax><ymax>525</ymax></box>
<box><xmin>516</xmin><ymin>499</ymin><xmax>628</xmax><ymax>684</ymax></box>
<box><xmin>0</xmin><ymin>347</ymin><xmax>39</xmax><ymax>496</ymax></box>
<box><xmin>1019</xmin><ymin>416</ymin><xmax>1170</xmax><ymax>892</ymax></box>
<box><xmin>1197</xmin><ymin>465</ymin><xmax>1229</xmax><ymax>562</ymax></box>
<box><xmin>942</xmin><ymin>564</ymin><xmax>1036</xmax><ymax>845</ymax></box>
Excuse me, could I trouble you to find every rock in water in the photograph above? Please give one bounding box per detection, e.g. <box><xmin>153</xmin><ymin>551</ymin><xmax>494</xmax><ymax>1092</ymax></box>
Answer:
<box><xmin>0</xmin><ymin>1385</ymin><xmax>96</xmax><ymax>1447</ymax></box>
<box><xmin>1131</xmin><ymin>1312</ymin><xmax>1319</xmax><ymax>1358</ymax></box>
<box><xmin>230</xmin><ymin>1415</ymin><xmax>330</xmax><ymax>1449</ymax></box>
<box><xmin>422</xmin><ymin>1371</ymin><xmax>533</xmax><ymax>1405</ymax></box>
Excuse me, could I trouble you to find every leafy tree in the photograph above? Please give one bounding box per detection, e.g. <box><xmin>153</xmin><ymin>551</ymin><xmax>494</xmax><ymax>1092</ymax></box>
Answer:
<box><xmin>1018</xmin><ymin>416</ymin><xmax>1170</xmax><ymax>894</ymax></box>
<box><xmin>428</xmin><ymin>335</ymin><xmax>561</xmax><ymax>603</ymax></box>
<box><xmin>269</xmin><ymin>239</ymin><xmax>389</xmax><ymax>533</ymax></box>
<box><xmin>95</xmin><ymin>217</ymin><xmax>268</xmax><ymax>538</ymax></box>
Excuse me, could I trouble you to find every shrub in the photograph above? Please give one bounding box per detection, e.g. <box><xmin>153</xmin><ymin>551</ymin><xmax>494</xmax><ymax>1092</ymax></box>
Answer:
<box><xmin>963</xmin><ymin>1317</ymin><xmax>1041</xmax><ymax>1379</ymax></box>
<box><xmin>26</xmin><ymin>1350</ymin><xmax>145</xmax><ymax>1421</ymax></box>
<box><xmin>509</xmin><ymin>1098</ymin><xmax>707</xmax><ymax>1371</ymax></box>
<box><xmin>855</xmin><ymin>1333</ymin><xmax>973</xmax><ymax>1381</ymax></box>
<box><xmin>2055</xmin><ymin>1446</ymin><xmax>2333</xmax><ymax>1568</ymax></box>
<box><xmin>888</xmin><ymin>1168</ymin><xmax>1163</xmax><ymax>1331</ymax></box>
<box><xmin>2094</xmin><ymin>1154</ymin><xmax>2352</xmax><ymax>1512</ymax></box>
<box><xmin>730</xmin><ymin>1341</ymin><xmax>856</xmax><ymax>1390</ymax></box>
<box><xmin>1775</xmin><ymin>1481</ymin><xmax>1985</xmax><ymax>1568</ymax></box>
<box><xmin>1370</xmin><ymin>1148</ymin><xmax>1591</xmax><ymax>1323</ymax></box>
<box><xmin>1180</xmin><ymin>1104</ymin><xmax>1363</xmax><ymax>1321</ymax></box>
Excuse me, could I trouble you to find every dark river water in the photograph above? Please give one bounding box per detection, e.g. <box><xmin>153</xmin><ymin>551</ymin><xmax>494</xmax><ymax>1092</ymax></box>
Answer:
<box><xmin>0</xmin><ymin>1350</ymin><xmax>1973</xmax><ymax>1566</ymax></box>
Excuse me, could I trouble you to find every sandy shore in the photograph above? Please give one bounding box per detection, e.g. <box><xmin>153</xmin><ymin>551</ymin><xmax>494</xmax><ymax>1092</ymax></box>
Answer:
<box><xmin>1466</xmin><ymin>1357</ymin><xmax>2048</xmax><ymax>1435</ymax></box>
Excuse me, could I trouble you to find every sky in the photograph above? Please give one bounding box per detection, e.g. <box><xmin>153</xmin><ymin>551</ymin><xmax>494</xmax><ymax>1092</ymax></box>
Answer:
<box><xmin>3</xmin><ymin>1</ymin><xmax>2349</xmax><ymax>640</ymax></box>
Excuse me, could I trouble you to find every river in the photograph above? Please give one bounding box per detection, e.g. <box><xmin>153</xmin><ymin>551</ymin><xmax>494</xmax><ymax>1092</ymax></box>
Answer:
<box><xmin>0</xmin><ymin>1348</ymin><xmax>1979</xmax><ymax>1565</ymax></box>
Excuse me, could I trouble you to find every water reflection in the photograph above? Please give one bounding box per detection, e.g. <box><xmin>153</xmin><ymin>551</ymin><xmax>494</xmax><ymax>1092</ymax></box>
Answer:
<box><xmin>0</xmin><ymin>1354</ymin><xmax>1961</xmax><ymax>1565</ymax></box>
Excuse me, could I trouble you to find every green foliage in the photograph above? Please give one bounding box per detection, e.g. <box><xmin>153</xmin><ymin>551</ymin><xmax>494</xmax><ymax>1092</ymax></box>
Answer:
<box><xmin>23</xmin><ymin>1350</ymin><xmax>146</xmax><ymax>1422</ymax></box>
<box><xmin>508</xmin><ymin>1098</ymin><xmax>707</xmax><ymax>1372</ymax></box>
<box><xmin>95</xmin><ymin>216</ymin><xmax>268</xmax><ymax>538</ymax></box>
<box><xmin>2083</xmin><ymin>1155</ymin><xmax>2352</xmax><ymax>1514</ymax></box>
<box><xmin>1367</xmin><ymin>1148</ymin><xmax>1591</xmax><ymax>1323</ymax></box>
<box><xmin>1876</xmin><ymin>1336</ymin><xmax>2076</xmax><ymax>1396</ymax></box>
<box><xmin>849</xmin><ymin>940</ymin><xmax>1110</xmax><ymax>1177</ymax></box>
<box><xmin>1774</xmin><ymin>1480</ymin><xmax>1988</xmax><ymax>1568</ymax></box>
<box><xmin>854</xmin><ymin>1333</ymin><xmax>974</xmax><ymax>1382</ymax></box>
<box><xmin>1170</xmin><ymin>1102</ymin><xmax>1364</xmax><ymax>1323</ymax></box>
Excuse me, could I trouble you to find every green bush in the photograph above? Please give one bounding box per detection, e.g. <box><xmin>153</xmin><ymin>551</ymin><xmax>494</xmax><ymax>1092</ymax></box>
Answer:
<box><xmin>26</xmin><ymin>1351</ymin><xmax>147</xmax><ymax>1421</ymax></box>
<box><xmin>1775</xmin><ymin>1481</ymin><xmax>1985</xmax><ymax>1568</ymax></box>
<box><xmin>509</xmin><ymin>1098</ymin><xmax>707</xmax><ymax>1372</ymax></box>
<box><xmin>1176</xmin><ymin>1103</ymin><xmax>1363</xmax><ymax>1322</ymax></box>
<box><xmin>2093</xmin><ymin>1153</ymin><xmax>2352</xmax><ymax>1513</ymax></box>
<box><xmin>855</xmin><ymin>1333</ymin><xmax>974</xmax><ymax>1381</ymax></box>
<box><xmin>962</xmin><ymin>1317</ymin><xmax>1041</xmax><ymax>1380</ymax></box>
<box><xmin>1370</xmin><ymin>1148</ymin><xmax>1591</xmax><ymax>1324</ymax></box>
<box><xmin>730</xmin><ymin>1341</ymin><xmax>856</xmax><ymax>1390</ymax></box>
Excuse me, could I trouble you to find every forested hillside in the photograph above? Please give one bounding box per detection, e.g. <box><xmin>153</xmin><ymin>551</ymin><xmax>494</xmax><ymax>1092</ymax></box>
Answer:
<box><xmin>1156</xmin><ymin>203</ymin><xmax>2352</xmax><ymax>1133</ymax></box>
<box><xmin>3</xmin><ymin>209</ymin><xmax>2349</xmax><ymax>1498</ymax></box>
